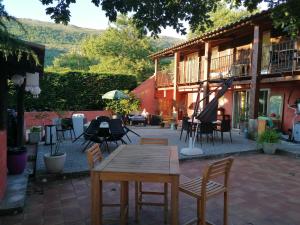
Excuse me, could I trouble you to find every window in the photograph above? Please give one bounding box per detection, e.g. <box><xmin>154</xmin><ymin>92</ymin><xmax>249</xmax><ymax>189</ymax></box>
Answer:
<box><xmin>259</xmin><ymin>90</ymin><xmax>269</xmax><ymax>116</ymax></box>
<box><xmin>185</xmin><ymin>53</ymin><xmax>199</xmax><ymax>83</ymax></box>
<box><xmin>269</xmin><ymin>95</ymin><xmax>283</xmax><ymax>119</ymax></box>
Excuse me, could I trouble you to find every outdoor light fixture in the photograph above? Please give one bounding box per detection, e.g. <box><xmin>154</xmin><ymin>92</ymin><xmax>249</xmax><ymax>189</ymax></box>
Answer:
<box><xmin>25</xmin><ymin>72</ymin><xmax>41</xmax><ymax>98</ymax></box>
<box><xmin>11</xmin><ymin>74</ymin><xmax>25</xmax><ymax>86</ymax></box>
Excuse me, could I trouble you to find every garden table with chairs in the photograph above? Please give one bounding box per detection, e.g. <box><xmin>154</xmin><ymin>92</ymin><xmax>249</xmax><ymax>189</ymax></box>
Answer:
<box><xmin>90</xmin><ymin>144</ymin><xmax>180</xmax><ymax>225</ymax></box>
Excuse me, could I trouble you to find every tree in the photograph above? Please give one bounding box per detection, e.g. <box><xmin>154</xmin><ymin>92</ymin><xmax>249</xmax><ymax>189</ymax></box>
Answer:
<box><xmin>51</xmin><ymin>52</ymin><xmax>97</xmax><ymax>71</ymax></box>
<box><xmin>81</xmin><ymin>16</ymin><xmax>154</xmax><ymax>81</ymax></box>
<box><xmin>189</xmin><ymin>3</ymin><xmax>254</xmax><ymax>38</ymax></box>
<box><xmin>37</xmin><ymin>0</ymin><xmax>300</xmax><ymax>37</ymax></box>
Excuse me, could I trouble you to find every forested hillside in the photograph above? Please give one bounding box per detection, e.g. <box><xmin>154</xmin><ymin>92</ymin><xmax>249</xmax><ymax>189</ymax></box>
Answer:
<box><xmin>5</xmin><ymin>18</ymin><xmax>181</xmax><ymax>66</ymax></box>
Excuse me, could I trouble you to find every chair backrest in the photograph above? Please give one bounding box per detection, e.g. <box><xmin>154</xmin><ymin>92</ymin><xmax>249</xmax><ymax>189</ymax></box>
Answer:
<box><xmin>201</xmin><ymin>157</ymin><xmax>234</xmax><ymax>196</ymax></box>
<box><xmin>86</xmin><ymin>144</ymin><xmax>103</xmax><ymax>169</ymax></box>
<box><xmin>140</xmin><ymin>138</ymin><xmax>168</xmax><ymax>146</ymax></box>
<box><xmin>61</xmin><ymin>118</ymin><xmax>73</xmax><ymax>129</ymax></box>
<box><xmin>182</xmin><ymin>117</ymin><xmax>190</xmax><ymax>130</ymax></box>
<box><xmin>109</xmin><ymin>119</ymin><xmax>125</xmax><ymax>135</ymax></box>
<box><xmin>200</xmin><ymin>122</ymin><xmax>214</xmax><ymax>134</ymax></box>
<box><xmin>85</xmin><ymin>119</ymin><xmax>100</xmax><ymax>136</ymax></box>
<box><xmin>221</xmin><ymin>119</ymin><xmax>231</xmax><ymax>132</ymax></box>
<box><xmin>97</xmin><ymin>116</ymin><xmax>110</xmax><ymax>123</ymax></box>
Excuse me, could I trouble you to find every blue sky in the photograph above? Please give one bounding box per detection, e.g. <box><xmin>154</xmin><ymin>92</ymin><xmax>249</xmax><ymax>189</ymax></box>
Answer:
<box><xmin>3</xmin><ymin>0</ymin><xmax>187</xmax><ymax>39</ymax></box>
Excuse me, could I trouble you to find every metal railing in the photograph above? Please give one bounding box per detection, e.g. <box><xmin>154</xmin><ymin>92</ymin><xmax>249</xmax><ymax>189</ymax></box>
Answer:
<box><xmin>178</xmin><ymin>70</ymin><xmax>201</xmax><ymax>84</ymax></box>
<box><xmin>210</xmin><ymin>50</ymin><xmax>251</xmax><ymax>79</ymax></box>
<box><xmin>156</xmin><ymin>71</ymin><xmax>174</xmax><ymax>87</ymax></box>
<box><xmin>262</xmin><ymin>39</ymin><xmax>300</xmax><ymax>74</ymax></box>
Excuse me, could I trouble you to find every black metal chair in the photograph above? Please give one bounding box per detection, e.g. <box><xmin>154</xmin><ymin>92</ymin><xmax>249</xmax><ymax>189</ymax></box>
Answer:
<box><xmin>106</xmin><ymin>119</ymin><xmax>127</xmax><ymax>145</ymax></box>
<box><xmin>56</xmin><ymin>118</ymin><xmax>76</xmax><ymax>140</ymax></box>
<box><xmin>196</xmin><ymin>122</ymin><xmax>215</xmax><ymax>146</ymax></box>
<box><xmin>179</xmin><ymin>117</ymin><xmax>191</xmax><ymax>142</ymax></box>
<box><xmin>96</xmin><ymin>116</ymin><xmax>111</xmax><ymax>151</ymax></box>
<box><xmin>81</xmin><ymin>119</ymin><xmax>103</xmax><ymax>152</ymax></box>
<box><xmin>215</xmin><ymin>117</ymin><xmax>232</xmax><ymax>143</ymax></box>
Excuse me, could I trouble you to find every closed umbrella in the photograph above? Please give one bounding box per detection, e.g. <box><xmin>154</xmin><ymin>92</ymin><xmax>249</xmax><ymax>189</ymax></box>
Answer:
<box><xmin>102</xmin><ymin>90</ymin><xmax>128</xmax><ymax>100</ymax></box>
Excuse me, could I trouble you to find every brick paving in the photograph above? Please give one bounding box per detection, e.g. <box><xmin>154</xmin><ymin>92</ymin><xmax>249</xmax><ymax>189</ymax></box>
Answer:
<box><xmin>1</xmin><ymin>154</ymin><xmax>300</xmax><ymax>225</ymax></box>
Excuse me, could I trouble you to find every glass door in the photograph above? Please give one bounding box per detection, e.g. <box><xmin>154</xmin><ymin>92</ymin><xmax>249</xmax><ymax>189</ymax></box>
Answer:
<box><xmin>233</xmin><ymin>90</ymin><xmax>250</xmax><ymax>129</ymax></box>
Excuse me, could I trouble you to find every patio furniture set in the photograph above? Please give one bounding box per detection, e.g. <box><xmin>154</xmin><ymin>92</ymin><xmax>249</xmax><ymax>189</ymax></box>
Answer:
<box><xmin>180</xmin><ymin>115</ymin><xmax>233</xmax><ymax>145</ymax></box>
<box><xmin>87</xmin><ymin>138</ymin><xmax>234</xmax><ymax>225</ymax></box>
<box><xmin>73</xmin><ymin>116</ymin><xmax>141</xmax><ymax>152</ymax></box>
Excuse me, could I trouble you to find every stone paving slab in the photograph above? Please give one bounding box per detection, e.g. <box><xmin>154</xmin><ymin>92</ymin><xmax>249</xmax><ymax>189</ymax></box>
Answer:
<box><xmin>35</xmin><ymin>127</ymin><xmax>259</xmax><ymax>176</ymax></box>
<box><xmin>1</xmin><ymin>154</ymin><xmax>300</xmax><ymax>225</ymax></box>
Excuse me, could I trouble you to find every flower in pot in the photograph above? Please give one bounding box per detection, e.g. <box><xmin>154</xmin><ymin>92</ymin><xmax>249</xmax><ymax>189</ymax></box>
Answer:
<box><xmin>258</xmin><ymin>129</ymin><xmax>280</xmax><ymax>154</ymax></box>
<box><xmin>43</xmin><ymin>138</ymin><xmax>66</xmax><ymax>173</ymax></box>
<box><xmin>29</xmin><ymin>126</ymin><xmax>42</xmax><ymax>144</ymax></box>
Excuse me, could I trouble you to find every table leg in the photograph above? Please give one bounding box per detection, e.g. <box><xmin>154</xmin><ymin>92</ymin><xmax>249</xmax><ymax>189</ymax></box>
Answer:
<box><xmin>171</xmin><ymin>176</ymin><xmax>179</xmax><ymax>225</ymax></box>
<box><xmin>120</xmin><ymin>181</ymin><xmax>129</xmax><ymax>225</ymax></box>
<box><xmin>91</xmin><ymin>172</ymin><xmax>102</xmax><ymax>225</ymax></box>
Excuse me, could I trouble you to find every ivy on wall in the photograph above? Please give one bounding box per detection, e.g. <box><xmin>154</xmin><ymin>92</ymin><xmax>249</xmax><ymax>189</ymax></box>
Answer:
<box><xmin>8</xmin><ymin>72</ymin><xmax>137</xmax><ymax>111</ymax></box>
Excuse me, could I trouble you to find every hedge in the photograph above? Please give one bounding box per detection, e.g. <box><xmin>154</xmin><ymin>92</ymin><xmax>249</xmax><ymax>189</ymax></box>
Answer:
<box><xmin>8</xmin><ymin>72</ymin><xmax>138</xmax><ymax>111</ymax></box>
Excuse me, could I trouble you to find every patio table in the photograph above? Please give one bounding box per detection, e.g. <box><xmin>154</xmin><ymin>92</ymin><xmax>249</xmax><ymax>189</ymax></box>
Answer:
<box><xmin>91</xmin><ymin>144</ymin><xmax>180</xmax><ymax>225</ymax></box>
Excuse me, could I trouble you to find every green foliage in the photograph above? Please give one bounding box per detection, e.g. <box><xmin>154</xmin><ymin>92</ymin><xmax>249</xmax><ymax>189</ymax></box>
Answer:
<box><xmin>258</xmin><ymin>129</ymin><xmax>280</xmax><ymax>144</ymax></box>
<box><xmin>189</xmin><ymin>2</ymin><xmax>254</xmax><ymax>38</ymax></box>
<box><xmin>30</xmin><ymin>126</ymin><xmax>41</xmax><ymax>132</ymax></box>
<box><xmin>3</xmin><ymin>18</ymin><xmax>102</xmax><ymax>66</ymax></box>
<box><xmin>38</xmin><ymin>0</ymin><xmax>300</xmax><ymax>37</ymax></box>
<box><xmin>8</xmin><ymin>72</ymin><xmax>137</xmax><ymax>111</ymax></box>
<box><xmin>81</xmin><ymin>16</ymin><xmax>155</xmax><ymax>82</ymax></box>
<box><xmin>105</xmin><ymin>94</ymin><xmax>141</xmax><ymax>115</ymax></box>
<box><xmin>3</xmin><ymin>17</ymin><xmax>179</xmax><ymax>67</ymax></box>
<box><xmin>52</xmin><ymin>52</ymin><xmax>97</xmax><ymax>71</ymax></box>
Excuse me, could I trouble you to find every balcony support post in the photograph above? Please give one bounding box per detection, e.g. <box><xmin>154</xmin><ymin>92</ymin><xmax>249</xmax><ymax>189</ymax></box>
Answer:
<box><xmin>154</xmin><ymin>58</ymin><xmax>159</xmax><ymax>76</ymax></box>
<box><xmin>173</xmin><ymin>52</ymin><xmax>180</xmax><ymax>113</ymax></box>
<box><xmin>249</xmin><ymin>25</ymin><xmax>262</xmax><ymax>119</ymax></box>
<box><xmin>203</xmin><ymin>42</ymin><xmax>211</xmax><ymax>106</ymax></box>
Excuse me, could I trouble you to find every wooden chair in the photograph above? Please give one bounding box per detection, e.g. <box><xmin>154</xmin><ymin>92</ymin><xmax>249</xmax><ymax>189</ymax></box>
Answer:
<box><xmin>140</xmin><ymin>137</ymin><xmax>168</xmax><ymax>146</ymax></box>
<box><xmin>179</xmin><ymin>157</ymin><xmax>234</xmax><ymax>225</ymax></box>
<box><xmin>86</xmin><ymin>144</ymin><xmax>125</xmax><ymax>223</ymax></box>
<box><xmin>135</xmin><ymin>138</ymin><xmax>169</xmax><ymax>224</ymax></box>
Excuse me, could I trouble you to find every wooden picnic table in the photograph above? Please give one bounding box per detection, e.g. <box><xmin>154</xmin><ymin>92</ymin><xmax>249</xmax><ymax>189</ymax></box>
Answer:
<box><xmin>91</xmin><ymin>144</ymin><xmax>180</xmax><ymax>225</ymax></box>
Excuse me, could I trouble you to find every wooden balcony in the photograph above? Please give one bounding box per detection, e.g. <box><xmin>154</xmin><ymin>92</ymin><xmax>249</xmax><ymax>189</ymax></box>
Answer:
<box><xmin>156</xmin><ymin>71</ymin><xmax>174</xmax><ymax>87</ymax></box>
<box><xmin>261</xmin><ymin>39</ymin><xmax>300</xmax><ymax>74</ymax></box>
<box><xmin>209</xmin><ymin>50</ymin><xmax>252</xmax><ymax>80</ymax></box>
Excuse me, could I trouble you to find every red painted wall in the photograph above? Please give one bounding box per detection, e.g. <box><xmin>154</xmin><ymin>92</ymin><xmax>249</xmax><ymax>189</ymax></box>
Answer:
<box><xmin>0</xmin><ymin>131</ymin><xmax>7</xmax><ymax>200</ymax></box>
<box><xmin>260</xmin><ymin>82</ymin><xmax>300</xmax><ymax>133</ymax></box>
<box><xmin>24</xmin><ymin>110</ymin><xmax>112</xmax><ymax>128</ymax></box>
<box><xmin>221</xmin><ymin>90</ymin><xmax>233</xmax><ymax>118</ymax></box>
<box><xmin>131</xmin><ymin>75</ymin><xmax>158</xmax><ymax>115</ymax></box>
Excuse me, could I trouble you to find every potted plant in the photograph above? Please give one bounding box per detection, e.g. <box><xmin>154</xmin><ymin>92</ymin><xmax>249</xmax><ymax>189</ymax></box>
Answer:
<box><xmin>7</xmin><ymin>109</ymin><xmax>27</xmax><ymax>174</ymax></box>
<box><xmin>28</xmin><ymin>126</ymin><xmax>42</xmax><ymax>144</ymax></box>
<box><xmin>43</xmin><ymin>138</ymin><xmax>66</xmax><ymax>173</ymax></box>
<box><xmin>258</xmin><ymin>129</ymin><xmax>280</xmax><ymax>154</ymax></box>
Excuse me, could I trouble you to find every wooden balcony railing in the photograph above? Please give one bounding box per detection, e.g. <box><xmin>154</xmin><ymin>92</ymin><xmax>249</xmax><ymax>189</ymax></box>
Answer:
<box><xmin>156</xmin><ymin>71</ymin><xmax>174</xmax><ymax>87</ymax></box>
<box><xmin>210</xmin><ymin>50</ymin><xmax>251</xmax><ymax>80</ymax></box>
<box><xmin>261</xmin><ymin>39</ymin><xmax>300</xmax><ymax>74</ymax></box>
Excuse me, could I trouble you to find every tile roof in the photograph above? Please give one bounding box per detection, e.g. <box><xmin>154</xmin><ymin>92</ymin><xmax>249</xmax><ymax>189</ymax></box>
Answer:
<box><xmin>150</xmin><ymin>9</ymin><xmax>271</xmax><ymax>59</ymax></box>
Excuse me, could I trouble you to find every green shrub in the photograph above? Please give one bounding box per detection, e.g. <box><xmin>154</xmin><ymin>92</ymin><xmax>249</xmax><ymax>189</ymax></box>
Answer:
<box><xmin>30</xmin><ymin>126</ymin><xmax>41</xmax><ymax>132</ymax></box>
<box><xmin>105</xmin><ymin>93</ymin><xmax>140</xmax><ymax>115</ymax></box>
<box><xmin>258</xmin><ymin>129</ymin><xmax>280</xmax><ymax>144</ymax></box>
<box><xmin>8</xmin><ymin>71</ymin><xmax>137</xmax><ymax>111</ymax></box>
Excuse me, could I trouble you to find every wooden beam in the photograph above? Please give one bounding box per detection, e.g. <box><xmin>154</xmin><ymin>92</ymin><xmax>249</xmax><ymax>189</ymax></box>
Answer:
<box><xmin>0</xmin><ymin>75</ymin><xmax>8</xmax><ymax>131</ymax></box>
<box><xmin>203</xmin><ymin>42</ymin><xmax>211</xmax><ymax>106</ymax></box>
<box><xmin>249</xmin><ymin>25</ymin><xmax>262</xmax><ymax>119</ymax></box>
<box><xmin>16</xmin><ymin>82</ymin><xmax>25</xmax><ymax>147</ymax></box>
<box><xmin>260</xmin><ymin>75</ymin><xmax>300</xmax><ymax>83</ymax></box>
<box><xmin>173</xmin><ymin>52</ymin><xmax>180</xmax><ymax>112</ymax></box>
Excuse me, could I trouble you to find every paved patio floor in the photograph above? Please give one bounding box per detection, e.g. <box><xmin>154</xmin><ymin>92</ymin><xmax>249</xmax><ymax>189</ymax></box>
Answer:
<box><xmin>36</xmin><ymin>127</ymin><xmax>258</xmax><ymax>175</ymax></box>
<box><xmin>1</xmin><ymin>154</ymin><xmax>299</xmax><ymax>225</ymax></box>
